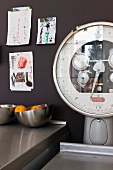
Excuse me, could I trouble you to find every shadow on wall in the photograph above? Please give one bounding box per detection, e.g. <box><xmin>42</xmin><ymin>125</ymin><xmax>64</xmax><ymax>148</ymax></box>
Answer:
<box><xmin>0</xmin><ymin>46</ymin><xmax>2</xmax><ymax>63</ymax></box>
<box><xmin>52</xmin><ymin>104</ymin><xmax>85</xmax><ymax>143</ymax></box>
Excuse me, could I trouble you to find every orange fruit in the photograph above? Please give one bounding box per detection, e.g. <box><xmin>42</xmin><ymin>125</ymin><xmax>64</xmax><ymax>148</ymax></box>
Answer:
<box><xmin>15</xmin><ymin>105</ymin><xmax>27</xmax><ymax>112</ymax></box>
<box><xmin>9</xmin><ymin>107</ymin><xmax>15</xmax><ymax>112</ymax></box>
<box><xmin>31</xmin><ymin>105</ymin><xmax>42</xmax><ymax>110</ymax></box>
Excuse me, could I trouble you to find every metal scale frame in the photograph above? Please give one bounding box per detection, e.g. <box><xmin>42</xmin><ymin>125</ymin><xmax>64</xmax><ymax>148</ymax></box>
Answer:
<box><xmin>53</xmin><ymin>22</ymin><xmax>113</xmax><ymax>146</ymax></box>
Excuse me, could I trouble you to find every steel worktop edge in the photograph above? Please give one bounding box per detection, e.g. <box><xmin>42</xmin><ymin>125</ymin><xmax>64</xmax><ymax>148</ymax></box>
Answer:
<box><xmin>0</xmin><ymin>120</ymin><xmax>68</xmax><ymax>170</ymax></box>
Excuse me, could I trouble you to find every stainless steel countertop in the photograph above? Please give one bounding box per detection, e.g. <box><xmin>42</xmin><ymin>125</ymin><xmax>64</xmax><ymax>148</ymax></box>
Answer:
<box><xmin>0</xmin><ymin>120</ymin><xmax>67</xmax><ymax>170</ymax></box>
<box><xmin>42</xmin><ymin>142</ymin><xmax>113</xmax><ymax>170</ymax></box>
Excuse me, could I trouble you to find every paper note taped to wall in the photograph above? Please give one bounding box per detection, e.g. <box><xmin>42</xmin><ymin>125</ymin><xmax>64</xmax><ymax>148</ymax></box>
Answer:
<box><xmin>9</xmin><ymin>51</ymin><xmax>34</xmax><ymax>91</ymax></box>
<box><xmin>36</xmin><ymin>17</ymin><xmax>56</xmax><ymax>44</ymax></box>
<box><xmin>6</xmin><ymin>7</ymin><xmax>32</xmax><ymax>46</ymax></box>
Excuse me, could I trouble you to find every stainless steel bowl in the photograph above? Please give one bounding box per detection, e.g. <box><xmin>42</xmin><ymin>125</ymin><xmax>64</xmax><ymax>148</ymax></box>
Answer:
<box><xmin>15</xmin><ymin>104</ymin><xmax>53</xmax><ymax>127</ymax></box>
<box><xmin>0</xmin><ymin>104</ymin><xmax>16</xmax><ymax>125</ymax></box>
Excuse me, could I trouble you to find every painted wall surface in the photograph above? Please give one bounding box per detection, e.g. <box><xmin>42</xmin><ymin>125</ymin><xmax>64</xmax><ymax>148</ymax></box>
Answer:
<box><xmin>0</xmin><ymin>0</ymin><xmax>113</xmax><ymax>143</ymax></box>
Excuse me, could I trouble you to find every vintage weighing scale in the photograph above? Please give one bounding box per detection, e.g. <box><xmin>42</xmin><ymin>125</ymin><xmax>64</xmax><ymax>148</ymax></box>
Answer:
<box><xmin>53</xmin><ymin>21</ymin><xmax>113</xmax><ymax>146</ymax></box>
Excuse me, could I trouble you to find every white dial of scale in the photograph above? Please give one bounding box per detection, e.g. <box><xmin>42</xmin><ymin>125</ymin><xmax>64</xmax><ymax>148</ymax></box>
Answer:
<box><xmin>53</xmin><ymin>22</ymin><xmax>113</xmax><ymax>117</ymax></box>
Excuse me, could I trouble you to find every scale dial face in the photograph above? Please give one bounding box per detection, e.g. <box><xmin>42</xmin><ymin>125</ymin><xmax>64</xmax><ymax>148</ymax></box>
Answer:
<box><xmin>53</xmin><ymin>22</ymin><xmax>113</xmax><ymax>117</ymax></box>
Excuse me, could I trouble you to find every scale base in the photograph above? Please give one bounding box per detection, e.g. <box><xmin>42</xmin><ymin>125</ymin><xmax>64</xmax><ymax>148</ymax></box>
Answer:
<box><xmin>83</xmin><ymin>116</ymin><xmax>113</xmax><ymax>146</ymax></box>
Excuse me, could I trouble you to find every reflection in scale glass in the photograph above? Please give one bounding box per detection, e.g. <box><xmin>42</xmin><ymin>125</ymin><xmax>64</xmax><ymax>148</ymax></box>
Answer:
<box><xmin>70</xmin><ymin>40</ymin><xmax>113</xmax><ymax>94</ymax></box>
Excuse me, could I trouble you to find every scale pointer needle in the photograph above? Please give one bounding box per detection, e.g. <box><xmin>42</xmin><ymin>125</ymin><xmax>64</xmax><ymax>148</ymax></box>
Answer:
<box><xmin>90</xmin><ymin>60</ymin><xmax>105</xmax><ymax>98</ymax></box>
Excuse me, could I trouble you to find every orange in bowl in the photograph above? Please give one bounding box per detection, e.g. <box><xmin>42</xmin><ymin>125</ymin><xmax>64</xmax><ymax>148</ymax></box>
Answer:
<box><xmin>31</xmin><ymin>105</ymin><xmax>42</xmax><ymax>110</ymax></box>
<box><xmin>9</xmin><ymin>107</ymin><xmax>15</xmax><ymax>112</ymax></box>
<box><xmin>15</xmin><ymin>105</ymin><xmax>27</xmax><ymax>112</ymax></box>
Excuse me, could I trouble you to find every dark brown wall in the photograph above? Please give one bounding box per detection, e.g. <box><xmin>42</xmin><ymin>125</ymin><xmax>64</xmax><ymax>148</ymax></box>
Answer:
<box><xmin>0</xmin><ymin>0</ymin><xmax>113</xmax><ymax>143</ymax></box>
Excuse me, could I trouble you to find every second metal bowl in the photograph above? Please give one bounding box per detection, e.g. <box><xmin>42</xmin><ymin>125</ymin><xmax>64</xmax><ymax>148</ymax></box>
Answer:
<box><xmin>15</xmin><ymin>104</ymin><xmax>53</xmax><ymax>127</ymax></box>
<box><xmin>0</xmin><ymin>104</ymin><xmax>16</xmax><ymax>125</ymax></box>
